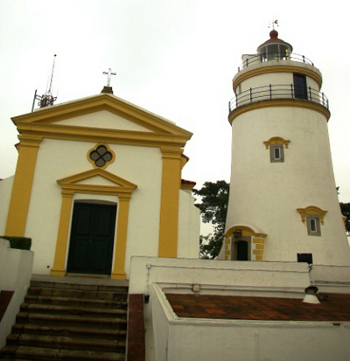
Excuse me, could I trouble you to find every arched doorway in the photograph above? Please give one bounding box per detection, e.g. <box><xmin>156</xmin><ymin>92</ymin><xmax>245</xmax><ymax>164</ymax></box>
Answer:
<box><xmin>236</xmin><ymin>240</ymin><xmax>249</xmax><ymax>261</ymax></box>
<box><xmin>232</xmin><ymin>239</ymin><xmax>250</xmax><ymax>261</ymax></box>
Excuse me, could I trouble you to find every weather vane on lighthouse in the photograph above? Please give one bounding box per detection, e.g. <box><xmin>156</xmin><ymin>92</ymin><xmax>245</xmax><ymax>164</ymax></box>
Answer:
<box><xmin>103</xmin><ymin>68</ymin><xmax>116</xmax><ymax>87</ymax></box>
<box><xmin>269</xmin><ymin>19</ymin><xmax>279</xmax><ymax>30</ymax></box>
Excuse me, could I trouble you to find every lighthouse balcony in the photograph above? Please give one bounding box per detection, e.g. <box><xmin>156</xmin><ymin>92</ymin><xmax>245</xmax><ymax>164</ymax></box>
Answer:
<box><xmin>239</xmin><ymin>52</ymin><xmax>314</xmax><ymax>71</ymax></box>
<box><xmin>229</xmin><ymin>84</ymin><xmax>329</xmax><ymax>114</ymax></box>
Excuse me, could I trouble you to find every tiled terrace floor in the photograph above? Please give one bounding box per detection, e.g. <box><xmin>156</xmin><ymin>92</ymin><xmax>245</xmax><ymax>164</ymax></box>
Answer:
<box><xmin>166</xmin><ymin>293</ymin><xmax>350</xmax><ymax>322</ymax></box>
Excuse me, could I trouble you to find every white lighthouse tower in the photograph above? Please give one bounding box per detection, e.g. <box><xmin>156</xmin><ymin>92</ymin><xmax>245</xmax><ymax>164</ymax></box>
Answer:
<box><xmin>220</xmin><ymin>29</ymin><xmax>350</xmax><ymax>266</ymax></box>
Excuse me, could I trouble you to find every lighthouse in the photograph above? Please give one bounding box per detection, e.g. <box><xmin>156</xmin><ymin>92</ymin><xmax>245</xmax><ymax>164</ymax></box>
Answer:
<box><xmin>219</xmin><ymin>29</ymin><xmax>350</xmax><ymax>266</ymax></box>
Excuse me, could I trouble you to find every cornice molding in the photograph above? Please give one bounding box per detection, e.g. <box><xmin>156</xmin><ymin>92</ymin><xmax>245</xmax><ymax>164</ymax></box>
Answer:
<box><xmin>297</xmin><ymin>206</ymin><xmax>328</xmax><ymax>224</ymax></box>
<box><xmin>264</xmin><ymin>137</ymin><xmax>290</xmax><ymax>149</ymax></box>
<box><xmin>12</xmin><ymin>93</ymin><xmax>193</xmax><ymax>138</ymax></box>
<box><xmin>16</xmin><ymin>123</ymin><xmax>190</xmax><ymax>149</ymax></box>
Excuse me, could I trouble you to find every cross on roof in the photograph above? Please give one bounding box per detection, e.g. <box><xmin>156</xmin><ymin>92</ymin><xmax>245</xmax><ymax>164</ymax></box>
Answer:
<box><xmin>103</xmin><ymin>68</ymin><xmax>116</xmax><ymax>87</ymax></box>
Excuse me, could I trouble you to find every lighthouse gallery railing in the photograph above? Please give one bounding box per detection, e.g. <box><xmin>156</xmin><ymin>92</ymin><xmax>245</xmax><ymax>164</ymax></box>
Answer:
<box><xmin>229</xmin><ymin>84</ymin><xmax>329</xmax><ymax>113</ymax></box>
<box><xmin>237</xmin><ymin>52</ymin><xmax>314</xmax><ymax>71</ymax></box>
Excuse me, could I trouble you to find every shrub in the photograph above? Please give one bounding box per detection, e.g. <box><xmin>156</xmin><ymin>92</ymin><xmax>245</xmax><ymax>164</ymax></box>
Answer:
<box><xmin>0</xmin><ymin>236</ymin><xmax>32</xmax><ymax>250</ymax></box>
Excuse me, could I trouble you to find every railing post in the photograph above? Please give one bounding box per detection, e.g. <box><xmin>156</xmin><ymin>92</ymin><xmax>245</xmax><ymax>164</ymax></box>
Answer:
<box><xmin>291</xmin><ymin>84</ymin><xmax>294</xmax><ymax>98</ymax></box>
<box><xmin>269</xmin><ymin>84</ymin><xmax>272</xmax><ymax>99</ymax></box>
<box><xmin>302</xmin><ymin>55</ymin><xmax>305</xmax><ymax>63</ymax></box>
<box><xmin>245</xmin><ymin>59</ymin><xmax>249</xmax><ymax>68</ymax></box>
<box><xmin>249</xmin><ymin>88</ymin><xmax>253</xmax><ymax>103</ymax></box>
<box><xmin>321</xmin><ymin>92</ymin><xmax>325</xmax><ymax>107</ymax></box>
<box><xmin>308</xmin><ymin>87</ymin><xmax>312</xmax><ymax>101</ymax></box>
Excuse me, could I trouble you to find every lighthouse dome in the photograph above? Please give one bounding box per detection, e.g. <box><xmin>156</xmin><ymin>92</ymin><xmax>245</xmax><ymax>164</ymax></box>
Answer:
<box><xmin>257</xmin><ymin>30</ymin><xmax>293</xmax><ymax>61</ymax></box>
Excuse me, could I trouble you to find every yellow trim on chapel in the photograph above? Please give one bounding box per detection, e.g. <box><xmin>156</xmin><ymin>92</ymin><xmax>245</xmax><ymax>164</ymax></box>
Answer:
<box><xmin>158</xmin><ymin>146</ymin><xmax>183</xmax><ymax>258</ymax></box>
<box><xmin>50</xmin><ymin>169</ymin><xmax>137</xmax><ymax>280</ymax></box>
<box><xmin>12</xmin><ymin>93</ymin><xmax>193</xmax><ymax>138</ymax></box>
<box><xmin>5</xmin><ymin>135</ymin><xmax>43</xmax><ymax>236</ymax></box>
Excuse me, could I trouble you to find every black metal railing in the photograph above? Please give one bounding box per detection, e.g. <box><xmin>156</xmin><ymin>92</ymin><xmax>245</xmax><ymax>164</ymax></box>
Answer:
<box><xmin>238</xmin><ymin>52</ymin><xmax>314</xmax><ymax>72</ymax></box>
<box><xmin>229</xmin><ymin>84</ymin><xmax>329</xmax><ymax>113</ymax></box>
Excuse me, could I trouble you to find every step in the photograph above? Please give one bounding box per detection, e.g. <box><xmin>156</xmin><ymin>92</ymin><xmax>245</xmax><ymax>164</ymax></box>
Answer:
<box><xmin>20</xmin><ymin>303</ymin><xmax>127</xmax><ymax>318</ymax></box>
<box><xmin>6</xmin><ymin>334</ymin><xmax>126</xmax><ymax>353</ymax></box>
<box><xmin>12</xmin><ymin>323</ymin><xmax>127</xmax><ymax>340</ymax></box>
<box><xmin>24</xmin><ymin>294</ymin><xmax>128</xmax><ymax>309</ymax></box>
<box><xmin>16</xmin><ymin>312</ymin><xmax>127</xmax><ymax>330</ymax></box>
<box><xmin>27</xmin><ymin>287</ymin><xmax>128</xmax><ymax>302</ymax></box>
<box><xmin>0</xmin><ymin>345</ymin><xmax>125</xmax><ymax>360</ymax></box>
<box><xmin>30</xmin><ymin>280</ymin><xmax>128</xmax><ymax>293</ymax></box>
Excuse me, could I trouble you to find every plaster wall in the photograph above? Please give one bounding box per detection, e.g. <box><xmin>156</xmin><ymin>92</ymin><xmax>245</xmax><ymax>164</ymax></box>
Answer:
<box><xmin>25</xmin><ymin>134</ymin><xmax>162</xmax><ymax>275</ymax></box>
<box><xmin>128</xmin><ymin>257</ymin><xmax>310</xmax><ymax>296</ymax></box>
<box><xmin>0</xmin><ymin>177</ymin><xmax>14</xmax><ymax>235</ymax></box>
<box><xmin>165</xmin><ymin>318</ymin><xmax>350</xmax><ymax>361</ymax></box>
<box><xmin>237</xmin><ymin>72</ymin><xmax>319</xmax><ymax>95</ymax></box>
<box><xmin>177</xmin><ymin>189</ymin><xmax>200</xmax><ymax>259</ymax></box>
<box><xmin>147</xmin><ymin>280</ymin><xmax>350</xmax><ymax>361</ymax></box>
<box><xmin>128</xmin><ymin>257</ymin><xmax>310</xmax><ymax>361</ymax></box>
<box><xmin>226</xmin><ymin>106</ymin><xmax>350</xmax><ymax>265</ymax></box>
<box><xmin>236</xmin><ymin>58</ymin><xmax>322</xmax><ymax>84</ymax></box>
<box><xmin>57</xmin><ymin>110</ymin><xmax>153</xmax><ymax>132</ymax></box>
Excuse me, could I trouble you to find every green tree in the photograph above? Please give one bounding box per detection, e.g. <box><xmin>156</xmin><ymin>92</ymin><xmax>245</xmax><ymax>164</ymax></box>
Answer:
<box><xmin>340</xmin><ymin>202</ymin><xmax>350</xmax><ymax>236</ymax></box>
<box><xmin>193</xmin><ymin>180</ymin><xmax>229</xmax><ymax>259</ymax></box>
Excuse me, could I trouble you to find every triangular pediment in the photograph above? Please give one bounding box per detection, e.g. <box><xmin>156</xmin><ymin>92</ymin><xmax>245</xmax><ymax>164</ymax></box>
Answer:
<box><xmin>57</xmin><ymin>169</ymin><xmax>137</xmax><ymax>197</ymax></box>
<box><xmin>12</xmin><ymin>93</ymin><xmax>192</xmax><ymax>138</ymax></box>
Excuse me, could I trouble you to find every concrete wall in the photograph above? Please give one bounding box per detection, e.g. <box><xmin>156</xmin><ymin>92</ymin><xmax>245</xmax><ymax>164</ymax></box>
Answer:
<box><xmin>129</xmin><ymin>257</ymin><xmax>311</xmax><ymax>361</ymax></box>
<box><xmin>311</xmin><ymin>265</ymin><xmax>350</xmax><ymax>293</ymax></box>
<box><xmin>177</xmin><ymin>189</ymin><xmax>200</xmax><ymax>259</ymax></box>
<box><xmin>129</xmin><ymin>257</ymin><xmax>350</xmax><ymax>361</ymax></box>
<box><xmin>0</xmin><ymin>177</ymin><xmax>14</xmax><ymax>235</ymax></box>
<box><xmin>0</xmin><ymin>238</ymin><xmax>34</xmax><ymax>348</ymax></box>
<box><xmin>150</xmin><ymin>282</ymin><xmax>350</xmax><ymax>361</ymax></box>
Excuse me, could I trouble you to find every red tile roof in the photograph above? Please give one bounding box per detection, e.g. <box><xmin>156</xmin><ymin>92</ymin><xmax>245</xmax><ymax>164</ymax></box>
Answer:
<box><xmin>166</xmin><ymin>293</ymin><xmax>350</xmax><ymax>322</ymax></box>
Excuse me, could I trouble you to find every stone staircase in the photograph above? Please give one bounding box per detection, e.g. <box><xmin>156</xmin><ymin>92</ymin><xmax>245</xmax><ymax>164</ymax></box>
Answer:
<box><xmin>0</xmin><ymin>277</ymin><xmax>128</xmax><ymax>360</ymax></box>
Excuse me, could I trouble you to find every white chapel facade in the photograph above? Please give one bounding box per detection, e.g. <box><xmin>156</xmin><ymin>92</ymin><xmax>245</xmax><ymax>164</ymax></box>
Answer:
<box><xmin>0</xmin><ymin>88</ymin><xmax>200</xmax><ymax>279</ymax></box>
<box><xmin>219</xmin><ymin>30</ymin><xmax>350</xmax><ymax>266</ymax></box>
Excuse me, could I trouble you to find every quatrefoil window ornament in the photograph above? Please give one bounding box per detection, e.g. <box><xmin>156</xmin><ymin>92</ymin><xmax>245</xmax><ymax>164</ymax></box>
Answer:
<box><xmin>88</xmin><ymin>144</ymin><xmax>115</xmax><ymax>169</ymax></box>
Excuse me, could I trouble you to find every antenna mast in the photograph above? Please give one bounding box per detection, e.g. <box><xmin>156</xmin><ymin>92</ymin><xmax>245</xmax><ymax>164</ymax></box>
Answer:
<box><xmin>32</xmin><ymin>54</ymin><xmax>58</xmax><ymax>111</ymax></box>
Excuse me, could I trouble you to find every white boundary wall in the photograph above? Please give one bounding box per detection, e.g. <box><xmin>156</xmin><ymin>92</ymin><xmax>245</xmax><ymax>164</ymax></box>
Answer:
<box><xmin>0</xmin><ymin>238</ymin><xmax>34</xmax><ymax>348</ymax></box>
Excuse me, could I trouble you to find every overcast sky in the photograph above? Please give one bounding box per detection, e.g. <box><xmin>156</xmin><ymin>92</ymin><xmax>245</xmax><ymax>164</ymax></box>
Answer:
<box><xmin>1</xmin><ymin>0</ymin><xmax>350</xmax><ymax>201</ymax></box>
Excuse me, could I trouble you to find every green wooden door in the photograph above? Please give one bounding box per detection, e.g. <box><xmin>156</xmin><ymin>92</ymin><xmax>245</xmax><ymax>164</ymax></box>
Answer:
<box><xmin>67</xmin><ymin>202</ymin><xmax>117</xmax><ymax>275</ymax></box>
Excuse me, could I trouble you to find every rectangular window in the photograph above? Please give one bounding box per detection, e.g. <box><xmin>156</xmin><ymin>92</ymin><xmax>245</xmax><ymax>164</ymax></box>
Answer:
<box><xmin>310</xmin><ymin>218</ymin><xmax>317</xmax><ymax>233</ymax></box>
<box><xmin>306</xmin><ymin>215</ymin><xmax>321</xmax><ymax>236</ymax></box>
<box><xmin>270</xmin><ymin>144</ymin><xmax>284</xmax><ymax>162</ymax></box>
<box><xmin>274</xmin><ymin>146</ymin><xmax>281</xmax><ymax>160</ymax></box>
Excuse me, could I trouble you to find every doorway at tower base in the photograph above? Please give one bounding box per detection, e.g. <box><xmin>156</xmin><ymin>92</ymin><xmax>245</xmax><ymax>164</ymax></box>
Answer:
<box><xmin>217</xmin><ymin>225</ymin><xmax>267</xmax><ymax>261</ymax></box>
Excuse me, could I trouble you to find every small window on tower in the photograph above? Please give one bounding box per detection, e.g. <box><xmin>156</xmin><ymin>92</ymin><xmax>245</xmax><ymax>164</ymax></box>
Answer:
<box><xmin>306</xmin><ymin>215</ymin><xmax>321</xmax><ymax>236</ymax></box>
<box><xmin>270</xmin><ymin>144</ymin><xmax>284</xmax><ymax>162</ymax></box>
<box><xmin>264</xmin><ymin>137</ymin><xmax>290</xmax><ymax>164</ymax></box>
<box><xmin>297</xmin><ymin>206</ymin><xmax>327</xmax><ymax>237</ymax></box>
